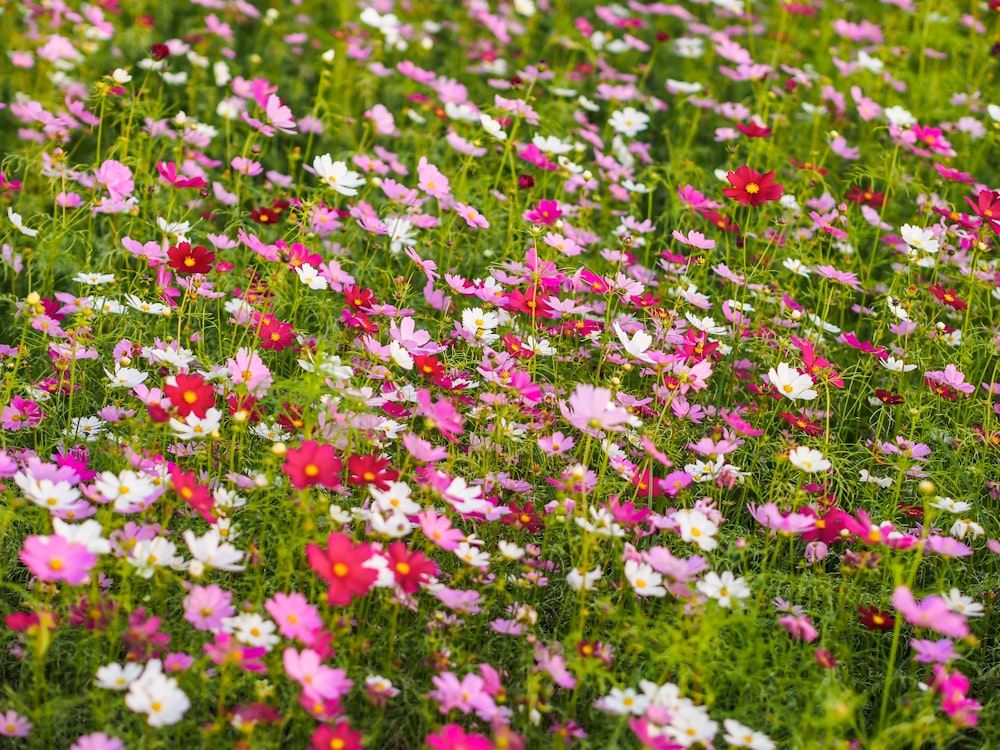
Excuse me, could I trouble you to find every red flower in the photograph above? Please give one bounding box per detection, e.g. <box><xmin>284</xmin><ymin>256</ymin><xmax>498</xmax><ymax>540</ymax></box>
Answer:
<box><xmin>698</xmin><ymin>208</ymin><xmax>741</xmax><ymax>233</ymax></box>
<box><xmin>257</xmin><ymin>318</ymin><xmax>295</xmax><ymax>351</ymax></box>
<box><xmin>502</xmin><ymin>334</ymin><xmax>534</xmax><ymax>361</ymax></box>
<box><xmin>346</xmin><ymin>454</ymin><xmax>398</xmax><ymax>490</ymax></box>
<box><xmin>874</xmin><ymin>389</ymin><xmax>903</xmax><ymax>405</ymax></box>
<box><xmin>928</xmin><ymin>285</ymin><xmax>967</xmax><ymax>311</ymax></box>
<box><xmin>501</xmin><ymin>502</ymin><xmax>545</xmax><ymax>533</ymax></box>
<box><xmin>343</xmin><ymin>285</ymin><xmax>374</xmax><ymax>310</ymax></box>
<box><xmin>780</xmin><ymin>411</ymin><xmax>824</xmax><ymax>437</ymax></box>
<box><xmin>163</xmin><ymin>373</ymin><xmax>215</xmax><ymax>418</ymax></box>
<box><xmin>505</xmin><ymin>288</ymin><xmax>554</xmax><ymax>318</ymax></box>
<box><xmin>845</xmin><ymin>186</ymin><xmax>886</xmax><ymax>208</ymax></box>
<box><xmin>283</xmin><ymin>440</ymin><xmax>342</xmax><ymax>490</ymax></box>
<box><xmin>310</xmin><ymin>721</ymin><xmax>363</xmax><ymax>750</ymax></box>
<box><xmin>723</xmin><ymin>166</ymin><xmax>783</xmax><ymax>206</ymax></box>
<box><xmin>789</xmin><ymin>157</ymin><xmax>828</xmax><ymax>175</ymax></box>
<box><xmin>167</xmin><ymin>242</ymin><xmax>215</xmax><ymax>275</ymax></box>
<box><xmin>859</xmin><ymin>606</ymin><xmax>895</xmax><ymax>632</ymax></box>
<box><xmin>413</xmin><ymin>355</ymin><xmax>445</xmax><ymax>378</ymax></box>
<box><xmin>306</xmin><ymin>532</ymin><xmax>378</xmax><ymax>607</ymax></box>
<box><xmin>386</xmin><ymin>543</ymin><xmax>437</xmax><ymax>593</ymax></box>
<box><xmin>170</xmin><ymin>465</ymin><xmax>216</xmax><ymax>523</ymax></box>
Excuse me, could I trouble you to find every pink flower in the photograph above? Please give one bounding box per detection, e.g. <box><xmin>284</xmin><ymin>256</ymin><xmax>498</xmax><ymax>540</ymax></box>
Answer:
<box><xmin>779</xmin><ymin>615</ymin><xmax>819</xmax><ymax>642</ymax></box>
<box><xmin>0</xmin><ymin>710</ymin><xmax>31</xmax><ymax>738</ymax></box>
<box><xmin>94</xmin><ymin>160</ymin><xmax>134</xmax><ymax>201</ymax></box>
<box><xmin>283</xmin><ymin>647</ymin><xmax>353</xmax><ymax>702</ymax></box>
<box><xmin>454</xmin><ymin>202</ymin><xmax>489</xmax><ymax>229</ymax></box>
<box><xmin>415</xmin><ymin>389</ymin><xmax>465</xmax><ymax>443</ymax></box>
<box><xmin>924</xmin><ymin>364</ymin><xmax>975</xmax><ymax>395</ymax></box>
<box><xmin>892</xmin><ymin>586</ymin><xmax>970</xmax><ymax>639</ymax></box>
<box><xmin>265</xmin><ymin>592</ymin><xmax>323</xmax><ymax>644</ymax></box>
<box><xmin>418</xmin><ymin>509</ymin><xmax>464</xmax><ymax>551</ymax></box>
<box><xmin>417</xmin><ymin>157</ymin><xmax>451</xmax><ymax>199</ymax></box>
<box><xmin>560</xmin><ymin>384</ymin><xmax>632</xmax><ymax>434</ymax></box>
<box><xmin>204</xmin><ymin>632</ymin><xmax>267</xmax><ymax>672</ymax></box>
<box><xmin>226</xmin><ymin>347</ymin><xmax>273</xmax><ymax>394</ymax></box>
<box><xmin>20</xmin><ymin>534</ymin><xmax>97</xmax><ymax>585</ymax></box>
<box><xmin>1</xmin><ymin>396</ymin><xmax>44</xmax><ymax>430</ymax></box>
<box><xmin>428</xmin><ymin>672</ymin><xmax>497</xmax><ymax>717</ymax></box>
<box><xmin>182</xmin><ymin>584</ymin><xmax>235</xmax><ymax>632</ymax></box>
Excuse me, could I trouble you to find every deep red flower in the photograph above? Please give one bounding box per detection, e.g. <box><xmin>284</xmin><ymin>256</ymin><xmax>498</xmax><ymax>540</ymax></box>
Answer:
<box><xmin>346</xmin><ymin>454</ymin><xmax>398</xmax><ymax>490</ymax></box>
<box><xmin>780</xmin><ymin>411</ymin><xmax>824</xmax><ymax>436</ymax></box>
<box><xmin>343</xmin><ymin>285</ymin><xmax>374</xmax><ymax>310</ymax></box>
<box><xmin>257</xmin><ymin>317</ymin><xmax>295</xmax><ymax>351</ymax></box>
<box><xmin>251</xmin><ymin>205</ymin><xmax>280</xmax><ymax>225</ymax></box>
<box><xmin>722</xmin><ymin>166</ymin><xmax>783</xmax><ymax>206</ymax></box>
<box><xmin>698</xmin><ymin>208</ymin><xmax>740</xmax><ymax>233</ymax></box>
<box><xmin>845</xmin><ymin>186</ymin><xmax>886</xmax><ymax>208</ymax></box>
<box><xmin>928</xmin><ymin>285</ymin><xmax>967</xmax><ymax>311</ymax></box>
<box><xmin>413</xmin><ymin>355</ymin><xmax>445</xmax><ymax>378</ymax></box>
<box><xmin>502</xmin><ymin>334</ymin><xmax>534</xmax><ymax>361</ymax></box>
<box><xmin>170</xmin><ymin>464</ymin><xmax>216</xmax><ymax>523</ymax></box>
<box><xmin>167</xmin><ymin>242</ymin><xmax>215</xmax><ymax>275</ymax></box>
<box><xmin>874</xmin><ymin>389</ymin><xmax>903</xmax><ymax>405</ymax></box>
<box><xmin>506</xmin><ymin>287</ymin><xmax>554</xmax><ymax>318</ymax></box>
<box><xmin>386</xmin><ymin>543</ymin><xmax>437</xmax><ymax>593</ymax></box>
<box><xmin>789</xmin><ymin>157</ymin><xmax>828</xmax><ymax>175</ymax></box>
<box><xmin>859</xmin><ymin>606</ymin><xmax>895</xmax><ymax>632</ymax></box>
<box><xmin>163</xmin><ymin>373</ymin><xmax>215</xmax><ymax>418</ymax></box>
<box><xmin>226</xmin><ymin>393</ymin><xmax>263</xmax><ymax>422</ymax></box>
<box><xmin>306</xmin><ymin>532</ymin><xmax>378</xmax><ymax>607</ymax></box>
<box><xmin>283</xmin><ymin>440</ymin><xmax>342</xmax><ymax>490</ymax></box>
<box><xmin>517</xmin><ymin>174</ymin><xmax>535</xmax><ymax>190</ymax></box>
<box><xmin>501</xmin><ymin>502</ymin><xmax>545</xmax><ymax>533</ymax></box>
<box><xmin>150</xmin><ymin>43</ymin><xmax>170</xmax><ymax>60</ymax></box>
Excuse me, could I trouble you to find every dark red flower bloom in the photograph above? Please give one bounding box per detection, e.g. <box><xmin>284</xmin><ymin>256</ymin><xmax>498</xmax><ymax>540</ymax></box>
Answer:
<box><xmin>845</xmin><ymin>186</ymin><xmax>886</xmax><ymax>208</ymax></box>
<box><xmin>722</xmin><ymin>166</ymin><xmax>783</xmax><ymax>206</ymax></box>
<box><xmin>346</xmin><ymin>454</ymin><xmax>398</xmax><ymax>490</ymax></box>
<box><xmin>875</xmin><ymin>389</ymin><xmax>903</xmax><ymax>405</ymax></box>
<box><xmin>501</xmin><ymin>502</ymin><xmax>545</xmax><ymax>533</ymax></box>
<box><xmin>343</xmin><ymin>285</ymin><xmax>374</xmax><ymax>310</ymax></box>
<box><xmin>780</xmin><ymin>411</ymin><xmax>824</xmax><ymax>436</ymax></box>
<box><xmin>306</xmin><ymin>532</ymin><xmax>378</xmax><ymax>607</ymax></box>
<box><xmin>257</xmin><ymin>317</ymin><xmax>295</xmax><ymax>351</ymax></box>
<box><xmin>150</xmin><ymin>43</ymin><xmax>170</xmax><ymax>60</ymax></box>
<box><xmin>283</xmin><ymin>440</ymin><xmax>342</xmax><ymax>490</ymax></box>
<box><xmin>167</xmin><ymin>242</ymin><xmax>215</xmax><ymax>275</ymax></box>
<box><xmin>517</xmin><ymin>174</ymin><xmax>535</xmax><ymax>190</ymax></box>
<box><xmin>163</xmin><ymin>373</ymin><xmax>215</xmax><ymax>418</ymax></box>
<box><xmin>859</xmin><ymin>606</ymin><xmax>895</xmax><ymax>632</ymax></box>
<box><xmin>698</xmin><ymin>208</ymin><xmax>740</xmax><ymax>233</ymax></box>
<box><xmin>789</xmin><ymin>157</ymin><xmax>828</xmax><ymax>175</ymax></box>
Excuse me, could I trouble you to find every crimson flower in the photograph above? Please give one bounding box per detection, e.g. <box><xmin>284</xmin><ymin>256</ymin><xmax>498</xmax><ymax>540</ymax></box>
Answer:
<box><xmin>723</xmin><ymin>166</ymin><xmax>783</xmax><ymax>206</ymax></box>
<box><xmin>306</xmin><ymin>532</ymin><xmax>378</xmax><ymax>607</ymax></box>
<box><xmin>170</xmin><ymin>465</ymin><xmax>216</xmax><ymax>523</ymax></box>
<box><xmin>283</xmin><ymin>440</ymin><xmax>342</xmax><ymax>490</ymax></box>
<box><xmin>874</xmin><ymin>389</ymin><xmax>903</xmax><ymax>405</ymax></box>
<box><xmin>346</xmin><ymin>454</ymin><xmax>398</xmax><ymax>490</ymax></box>
<box><xmin>167</xmin><ymin>242</ymin><xmax>215</xmax><ymax>275</ymax></box>
<box><xmin>163</xmin><ymin>373</ymin><xmax>215</xmax><ymax>418</ymax></box>
<box><xmin>501</xmin><ymin>502</ymin><xmax>544</xmax><ymax>533</ymax></box>
<box><xmin>310</xmin><ymin>722</ymin><xmax>363</xmax><ymax>750</ymax></box>
<box><xmin>413</xmin><ymin>355</ymin><xmax>445</xmax><ymax>378</ymax></box>
<box><xmin>736</xmin><ymin>122</ymin><xmax>772</xmax><ymax>138</ymax></box>
<box><xmin>386</xmin><ymin>543</ymin><xmax>437</xmax><ymax>593</ymax></box>
<box><xmin>928</xmin><ymin>285</ymin><xmax>967</xmax><ymax>311</ymax></box>
<box><xmin>845</xmin><ymin>186</ymin><xmax>886</xmax><ymax>208</ymax></box>
<box><xmin>343</xmin><ymin>285</ymin><xmax>374</xmax><ymax>310</ymax></box>
<box><xmin>964</xmin><ymin>189</ymin><xmax>1000</xmax><ymax>232</ymax></box>
<box><xmin>780</xmin><ymin>411</ymin><xmax>824</xmax><ymax>437</ymax></box>
<box><xmin>859</xmin><ymin>606</ymin><xmax>895</xmax><ymax>632</ymax></box>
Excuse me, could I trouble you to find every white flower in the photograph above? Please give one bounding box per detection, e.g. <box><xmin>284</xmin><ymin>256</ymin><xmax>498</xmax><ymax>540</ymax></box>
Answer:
<box><xmin>723</xmin><ymin>718</ymin><xmax>775</xmax><ymax>750</ymax></box>
<box><xmin>856</xmin><ymin>51</ymin><xmax>884</xmax><ymax>74</ymax></box>
<box><xmin>105</xmin><ymin>365</ymin><xmax>148</xmax><ymax>388</ymax></box>
<box><xmin>532</xmin><ymin>135</ymin><xmax>573</xmax><ymax>155</ymax></box>
<box><xmin>124</xmin><ymin>294</ymin><xmax>169</xmax><ymax>316</ymax></box>
<box><xmin>930</xmin><ymin>496</ymin><xmax>972</xmax><ymax>514</ymax></box>
<box><xmin>685</xmin><ymin>313</ymin><xmax>727</xmax><ymax>336</ymax></box>
<box><xmin>601</xmin><ymin>687</ymin><xmax>650</xmax><ymax>716</ymax></box>
<box><xmin>389</xmin><ymin>340</ymin><xmax>414</xmax><ymax>370</ymax></box>
<box><xmin>15</xmin><ymin>474</ymin><xmax>81</xmax><ymax>513</ymax></box>
<box><xmin>674</xmin><ymin>508</ymin><xmax>719</xmax><ymax>551</ymax></box>
<box><xmin>294</xmin><ymin>263</ymin><xmax>328</xmax><ymax>290</ymax></box>
<box><xmin>697</xmin><ymin>571</ymin><xmax>750</xmax><ymax>608</ymax></box>
<box><xmin>950</xmin><ymin>518</ymin><xmax>984</xmax><ymax>539</ymax></box>
<box><xmin>608</xmin><ymin>107</ymin><xmax>650</xmax><ymax>137</ymax></box>
<box><xmin>74</xmin><ymin>272</ymin><xmax>116</xmax><ymax>285</ymax></box>
<box><xmin>480</xmin><ymin>113</ymin><xmax>507</xmax><ymax>141</ymax></box>
<box><xmin>128</xmin><ymin>537</ymin><xmax>183</xmax><ymax>579</ymax></box>
<box><xmin>111</xmin><ymin>68</ymin><xmax>132</xmax><ymax>84</ymax></box>
<box><xmin>900</xmin><ymin>225</ymin><xmax>939</xmax><ymax>254</ymax></box>
<box><xmin>183</xmin><ymin>528</ymin><xmax>245</xmax><ymax>572</ymax></box>
<box><xmin>370</xmin><ymin>481</ymin><xmax>420</xmax><ymax>515</ymax></box>
<box><xmin>941</xmin><ymin>588</ymin><xmax>984</xmax><ymax>617</ymax></box>
<box><xmin>612</xmin><ymin>323</ymin><xmax>655</xmax><ymax>363</ymax></box>
<box><xmin>93</xmin><ymin>469</ymin><xmax>159</xmax><ymax>512</ymax></box>
<box><xmin>52</xmin><ymin>518</ymin><xmax>111</xmax><ymax>555</ymax></box>
<box><xmin>222</xmin><ymin>613</ymin><xmax>279</xmax><ymax>650</ymax></box>
<box><xmin>624</xmin><ymin>560</ymin><xmax>666</xmax><ymax>597</ymax></box>
<box><xmin>885</xmin><ymin>105</ymin><xmax>916</xmax><ymax>127</ymax></box>
<box><xmin>881</xmin><ymin>356</ymin><xmax>916</xmax><ymax>373</ymax></box>
<box><xmin>8</xmin><ymin>208</ymin><xmax>38</xmax><ymax>237</ymax></box>
<box><xmin>95</xmin><ymin>662</ymin><xmax>143</xmax><ymax>690</ymax></box>
<box><xmin>369</xmin><ymin>510</ymin><xmax>415</xmax><ymax>538</ymax></box>
<box><xmin>498</xmin><ymin>540</ymin><xmax>525</xmax><ymax>560</ymax></box>
<box><xmin>787</xmin><ymin>446</ymin><xmax>831</xmax><ymax>473</ymax></box>
<box><xmin>169</xmin><ymin>408</ymin><xmax>223</xmax><ymax>440</ymax></box>
<box><xmin>567</xmin><ymin>566</ymin><xmax>602</xmax><ymax>591</ymax></box>
<box><xmin>68</xmin><ymin>416</ymin><xmax>105</xmax><ymax>441</ymax></box>
<box><xmin>768</xmin><ymin>362</ymin><xmax>818</xmax><ymax>401</ymax></box>
<box><xmin>454</xmin><ymin>541</ymin><xmax>490</xmax><ymax>568</ymax></box>
<box><xmin>312</xmin><ymin>154</ymin><xmax>365</xmax><ymax>196</ymax></box>
<box><xmin>988</xmin><ymin>104</ymin><xmax>1000</xmax><ymax>123</ymax></box>
<box><xmin>124</xmin><ymin>659</ymin><xmax>190</xmax><ymax>727</ymax></box>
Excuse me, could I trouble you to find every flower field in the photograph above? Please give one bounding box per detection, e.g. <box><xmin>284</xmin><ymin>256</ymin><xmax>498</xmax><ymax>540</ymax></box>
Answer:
<box><xmin>2</xmin><ymin>0</ymin><xmax>1000</xmax><ymax>747</ymax></box>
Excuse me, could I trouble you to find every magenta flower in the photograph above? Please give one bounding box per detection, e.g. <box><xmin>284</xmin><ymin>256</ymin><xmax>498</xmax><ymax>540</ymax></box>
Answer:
<box><xmin>204</xmin><ymin>632</ymin><xmax>267</xmax><ymax>672</ymax></box>
<box><xmin>1</xmin><ymin>396</ymin><xmax>44</xmax><ymax>430</ymax></box>
<box><xmin>892</xmin><ymin>586</ymin><xmax>970</xmax><ymax>638</ymax></box>
<box><xmin>20</xmin><ymin>534</ymin><xmax>96</xmax><ymax>585</ymax></box>
<box><xmin>523</xmin><ymin>199</ymin><xmax>562</xmax><ymax>225</ymax></box>
<box><xmin>924</xmin><ymin>364</ymin><xmax>975</xmax><ymax>396</ymax></box>
<box><xmin>415</xmin><ymin>389</ymin><xmax>465</xmax><ymax>443</ymax></box>
<box><xmin>779</xmin><ymin>615</ymin><xmax>819</xmax><ymax>642</ymax></box>
<box><xmin>426</xmin><ymin>724</ymin><xmax>491</xmax><ymax>750</ymax></box>
<box><xmin>94</xmin><ymin>159</ymin><xmax>134</xmax><ymax>201</ymax></box>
